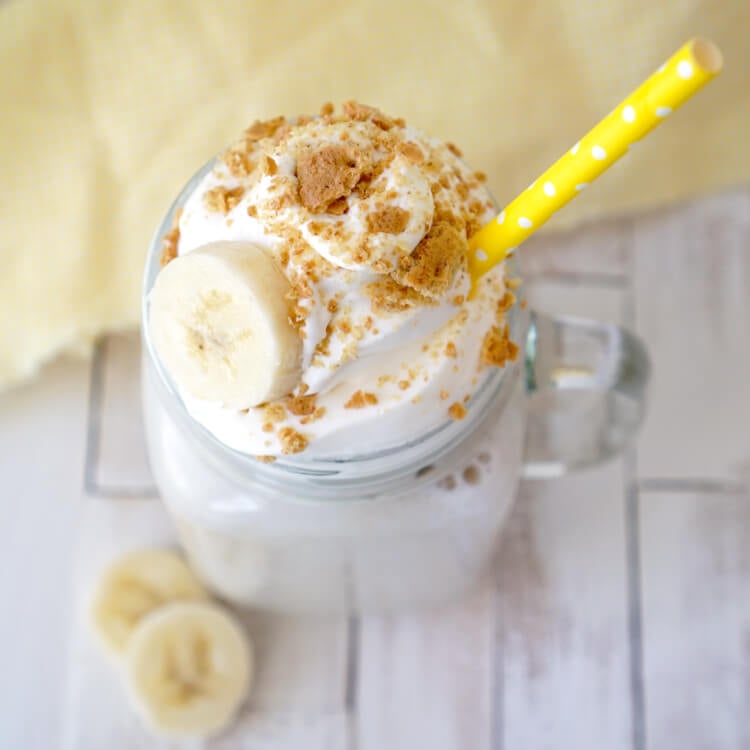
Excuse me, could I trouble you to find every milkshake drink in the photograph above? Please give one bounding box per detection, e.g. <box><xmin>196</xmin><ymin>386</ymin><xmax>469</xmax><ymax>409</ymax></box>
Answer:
<box><xmin>142</xmin><ymin>101</ymin><xmax>526</xmax><ymax>612</ymax></box>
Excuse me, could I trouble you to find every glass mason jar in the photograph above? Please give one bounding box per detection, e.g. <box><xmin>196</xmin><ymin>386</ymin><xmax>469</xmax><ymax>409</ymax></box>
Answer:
<box><xmin>141</xmin><ymin>162</ymin><xmax>650</xmax><ymax>614</ymax></box>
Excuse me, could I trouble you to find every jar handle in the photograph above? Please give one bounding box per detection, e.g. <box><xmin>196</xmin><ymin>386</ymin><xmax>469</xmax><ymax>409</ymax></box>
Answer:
<box><xmin>522</xmin><ymin>310</ymin><xmax>650</xmax><ymax>478</ymax></box>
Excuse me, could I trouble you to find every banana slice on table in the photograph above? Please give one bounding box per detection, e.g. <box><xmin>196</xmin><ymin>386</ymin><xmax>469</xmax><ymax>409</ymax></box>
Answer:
<box><xmin>91</xmin><ymin>549</ymin><xmax>208</xmax><ymax>655</ymax></box>
<box><xmin>149</xmin><ymin>241</ymin><xmax>303</xmax><ymax>408</ymax></box>
<box><xmin>124</xmin><ymin>601</ymin><xmax>253</xmax><ymax>739</ymax></box>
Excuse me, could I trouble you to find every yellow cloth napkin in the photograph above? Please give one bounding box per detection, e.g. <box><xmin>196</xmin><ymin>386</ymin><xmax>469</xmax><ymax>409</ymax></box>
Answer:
<box><xmin>1</xmin><ymin>0</ymin><xmax>748</xmax><ymax>389</ymax></box>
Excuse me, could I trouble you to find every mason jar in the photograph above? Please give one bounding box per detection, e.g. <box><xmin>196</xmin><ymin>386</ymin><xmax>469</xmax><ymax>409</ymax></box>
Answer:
<box><xmin>141</xmin><ymin>162</ymin><xmax>649</xmax><ymax>614</ymax></box>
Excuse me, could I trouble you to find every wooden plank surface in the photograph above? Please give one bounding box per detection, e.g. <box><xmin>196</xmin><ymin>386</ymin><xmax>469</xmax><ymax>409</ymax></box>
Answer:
<box><xmin>633</xmin><ymin>189</ymin><xmax>750</xmax><ymax>481</ymax></box>
<box><xmin>639</xmin><ymin>488</ymin><xmax>750</xmax><ymax>750</ymax></box>
<box><xmin>0</xmin><ymin>357</ymin><xmax>90</xmax><ymax>750</ymax></box>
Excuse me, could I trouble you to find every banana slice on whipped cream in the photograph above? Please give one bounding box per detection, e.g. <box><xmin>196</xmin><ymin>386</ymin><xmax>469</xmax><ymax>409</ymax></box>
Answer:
<box><xmin>148</xmin><ymin>241</ymin><xmax>303</xmax><ymax>408</ymax></box>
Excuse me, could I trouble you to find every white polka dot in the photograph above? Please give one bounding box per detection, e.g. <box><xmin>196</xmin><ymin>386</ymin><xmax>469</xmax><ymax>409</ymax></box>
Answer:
<box><xmin>496</xmin><ymin>210</ymin><xmax>505</xmax><ymax>225</ymax></box>
<box><xmin>506</xmin><ymin>246</ymin><xmax>517</xmax><ymax>255</ymax></box>
<box><xmin>592</xmin><ymin>145</ymin><xmax>607</xmax><ymax>160</ymax></box>
<box><xmin>655</xmin><ymin>106</ymin><xmax>672</xmax><ymax>118</ymax></box>
<box><xmin>657</xmin><ymin>63</ymin><xmax>666</xmax><ymax>73</ymax></box>
<box><xmin>527</xmin><ymin>180</ymin><xmax>536</xmax><ymax>191</ymax></box>
<box><xmin>518</xmin><ymin>217</ymin><xmax>533</xmax><ymax>229</ymax></box>
<box><xmin>678</xmin><ymin>60</ymin><xmax>694</xmax><ymax>79</ymax></box>
<box><xmin>622</xmin><ymin>105</ymin><xmax>636</xmax><ymax>123</ymax></box>
<box><xmin>575</xmin><ymin>183</ymin><xmax>588</xmax><ymax>191</ymax></box>
<box><xmin>543</xmin><ymin>181</ymin><xmax>556</xmax><ymax>197</ymax></box>
<box><xmin>570</xmin><ymin>141</ymin><xmax>580</xmax><ymax>155</ymax></box>
<box><xmin>475</xmin><ymin>248</ymin><xmax>488</xmax><ymax>262</ymax></box>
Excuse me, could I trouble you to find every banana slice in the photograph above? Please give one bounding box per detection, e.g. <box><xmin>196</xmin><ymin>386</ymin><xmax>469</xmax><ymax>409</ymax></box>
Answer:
<box><xmin>124</xmin><ymin>601</ymin><xmax>253</xmax><ymax>739</ymax></box>
<box><xmin>149</xmin><ymin>241</ymin><xmax>303</xmax><ymax>408</ymax></box>
<box><xmin>91</xmin><ymin>549</ymin><xmax>208</xmax><ymax>655</ymax></box>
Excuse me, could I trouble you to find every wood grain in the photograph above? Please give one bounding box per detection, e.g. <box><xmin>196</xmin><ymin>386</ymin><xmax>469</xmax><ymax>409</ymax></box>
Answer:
<box><xmin>633</xmin><ymin>187</ymin><xmax>750</xmax><ymax>481</ymax></box>
<box><xmin>639</xmin><ymin>488</ymin><xmax>750</xmax><ymax>750</ymax></box>
<box><xmin>0</xmin><ymin>358</ymin><xmax>90</xmax><ymax>750</ymax></box>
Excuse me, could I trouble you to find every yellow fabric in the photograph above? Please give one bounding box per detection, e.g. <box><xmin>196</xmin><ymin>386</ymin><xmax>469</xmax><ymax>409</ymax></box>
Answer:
<box><xmin>1</xmin><ymin>0</ymin><xmax>748</xmax><ymax>389</ymax></box>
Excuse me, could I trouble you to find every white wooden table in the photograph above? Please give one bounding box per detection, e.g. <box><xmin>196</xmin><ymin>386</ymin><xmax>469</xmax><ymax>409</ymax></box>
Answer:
<box><xmin>1</xmin><ymin>187</ymin><xmax>749</xmax><ymax>749</ymax></box>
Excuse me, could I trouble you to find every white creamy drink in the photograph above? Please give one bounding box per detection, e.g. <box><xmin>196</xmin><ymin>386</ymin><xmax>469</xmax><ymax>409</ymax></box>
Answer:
<box><xmin>143</xmin><ymin>102</ymin><xmax>523</xmax><ymax>612</ymax></box>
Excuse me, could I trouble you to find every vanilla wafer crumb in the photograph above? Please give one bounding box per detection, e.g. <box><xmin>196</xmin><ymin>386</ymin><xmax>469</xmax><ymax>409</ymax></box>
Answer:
<box><xmin>278</xmin><ymin>427</ymin><xmax>308</xmax><ymax>454</ymax></box>
<box><xmin>344</xmin><ymin>390</ymin><xmax>378</xmax><ymax>409</ymax></box>
<box><xmin>204</xmin><ymin>186</ymin><xmax>245</xmax><ymax>214</ymax></box>
<box><xmin>391</xmin><ymin>221</ymin><xmax>467</xmax><ymax>299</ymax></box>
<box><xmin>448</xmin><ymin>402</ymin><xmax>467</xmax><ymax>420</ymax></box>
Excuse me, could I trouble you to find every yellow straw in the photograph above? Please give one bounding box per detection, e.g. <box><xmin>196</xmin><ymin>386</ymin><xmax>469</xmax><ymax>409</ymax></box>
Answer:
<box><xmin>467</xmin><ymin>38</ymin><xmax>724</xmax><ymax>289</ymax></box>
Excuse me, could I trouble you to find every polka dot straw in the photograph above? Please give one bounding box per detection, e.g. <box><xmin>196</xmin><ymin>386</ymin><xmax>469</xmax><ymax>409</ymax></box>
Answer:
<box><xmin>468</xmin><ymin>38</ymin><xmax>723</xmax><ymax>289</ymax></box>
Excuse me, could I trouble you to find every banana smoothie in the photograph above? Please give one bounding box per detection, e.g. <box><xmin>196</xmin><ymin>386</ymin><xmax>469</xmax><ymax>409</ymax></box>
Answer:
<box><xmin>143</xmin><ymin>102</ymin><xmax>523</xmax><ymax>612</ymax></box>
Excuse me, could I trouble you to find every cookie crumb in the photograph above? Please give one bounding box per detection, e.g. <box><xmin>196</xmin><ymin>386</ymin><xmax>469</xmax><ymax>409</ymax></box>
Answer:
<box><xmin>344</xmin><ymin>390</ymin><xmax>378</xmax><ymax>409</ymax></box>
<box><xmin>245</xmin><ymin>116</ymin><xmax>286</xmax><ymax>142</ymax></box>
<box><xmin>262</xmin><ymin>422</ymin><xmax>274</xmax><ymax>433</ymax></box>
<box><xmin>506</xmin><ymin>277</ymin><xmax>522</xmax><ymax>290</ymax></box>
<box><xmin>255</xmin><ymin>455</ymin><xmax>277</xmax><ymax>463</ymax></box>
<box><xmin>285</xmin><ymin>393</ymin><xmax>317</xmax><ymax>416</ymax></box>
<box><xmin>221</xmin><ymin>148</ymin><xmax>253</xmax><ymax>177</ymax></box>
<box><xmin>296</xmin><ymin>144</ymin><xmax>366</xmax><ymax>213</ymax></box>
<box><xmin>396</xmin><ymin>141</ymin><xmax>425</xmax><ymax>164</ymax></box>
<box><xmin>391</xmin><ymin>221</ymin><xmax>467</xmax><ymax>299</ymax></box>
<box><xmin>398</xmin><ymin>380</ymin><xmax>411</xmax><ymax>390</ymax></box>
<box><xmin>159</xmin><ymin>208</ymin><xmax>182</xmax><ymax>267</ymax></box>
<box><xmin>480</xmin><ymin>325</ymin><xmax>520</xmax><ymax>368</ymax></box>
<box><xmin>366</xmin><ymin>278</ymin><xmax>431</xmax><ymax>314</ymax></box>
<box><xmin>300</xmin><ymin>406</ymin><xmax>326</xmax><ymax>425</ymax></box>
<box><xmin>440</xmin><ymin>389</ymin><xmax>450</xmax><ymax>400</ymax></box>
<box><xmin>261</xmin><ymin>154</ymin><xmax>278</xmax><ymax>175</ymax></box>
<box><xmin>327</xmin><ymin>196</ymin><xmax>349</xmax><ymax>215</ymax></box>
<box><xmin>474</xmin><ymin>171</ymin><xmax>487</xmax><ymax>182</ymax></box>
<box><xmin>263</xmin><ymin>403</ymin><xmax>287</xmax><ymax>423</ymax></box>
<box><xmin>342</xmin><ymin>101</ymin><xmax>396</xmax><ymax>130</ymax></box>
<box><xmin>204</xmin><ymin>186</ymin><xmax>245</xmax><ymax>214</ymax></box>
<box><xmin>446</xmin><ymin>142</ymin><xmax>463</xmax><ymax>157</ymax></box>
<box><xmin>463</xmin><ymin>465</ymin><xmax>480</xmax><ymax>484</ymax></box>
<box><xmin>278</xmin><ymin>427</ymin><xmax>308</xmax><ymax>454</ymax></box>
<box><xmin>366</xmin><ymin>206</ymin><xmax>410</xmax><ymax>235</ymax></box>
<box><xmin>497</xmin><ymin>291</ymin><xmax>516</xmax><ymax>314</ymax></box>
<box><xmin>448</xmin><ymin>402</ymin><xmax>467</xmax><ymax>420</ymax></box>
<box><xmin>444</xmin><ymin>341</ymin><xmax>457</xmax><ymax>358</ymax></box>
<box><xmin>320</xmin><ymin>101</ymin><xmax>335</xmax><ymax>116</ymax></box>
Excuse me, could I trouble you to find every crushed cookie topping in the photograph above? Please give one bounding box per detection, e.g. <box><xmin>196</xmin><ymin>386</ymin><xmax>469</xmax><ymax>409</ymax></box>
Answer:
<box><xmin>221</xmin><ymin>147</ymin><xmax>253</xmax><ymax>177</ymax></box>
<box><xmin>296</xmin><ymin>144</ymin><xmax>366</xmax><ymax>213</ymax></box>
<box><xmin>263</xmin><ymin>403</ymin><xmax>287</xmax><ymax>423</ymax></box>
<box><xmin>391</xmin><ymin>221</ymin><xmax>467</xmax><ymax>299</ymax></box>
<box><xmin>480</xmin><ymin>324</ymin><xmax>520</xmax><ymax>369</ymax></box>
<box><xmin>396</xmin><ymin>141</ymin><xmax>425</xmax><ymax>164</ymax></box>
<box><xmin>278</xmin><ymin>427</ymin><xmax>308</xmax><ymax>454</ymax></box>
<box><xmin>284</xmin><ymin>393</ymin><xmax>317</xmax><ymax>416</ymax></box>
<box><xmin>342</xmin><ymin>101</ymin><xmax>398</xmax><ymax>130</ymax></box>
<box><xmin>366</xmin><ymin>277</ymin><xmax>432</xmax><ymax>314</ymax></box>
<box><xmin>366</xmin><ymin>206</ymin><xmax>410</xmax><ymax>234</ymax></box>
<box><xmin>448</xmin><ymin>402</ymin><xmax>467</xmax><ymax>420</ymax></box>
<box><xmin>159</xmin><ymin>208</ymin><xmax>182</xmax><ymax>267</ymax></box>
<box><xmin>245</xmin><ymin>116</ymin><xmax>286</xmax><ymax>142</ymax></box>
<box><xmin>344</xmin><ymin>390</ymin><xmax>378</xmax><ymax>409</ymax></box>
<box><xmin>204</xmin><ymin>185</ymin><xmax>245</xmax><ymax>214</ymax></box>
<box><xmin>171</xmin><ymin>101</ymin><xmax>519</xmax><ymax>458</ymax></box>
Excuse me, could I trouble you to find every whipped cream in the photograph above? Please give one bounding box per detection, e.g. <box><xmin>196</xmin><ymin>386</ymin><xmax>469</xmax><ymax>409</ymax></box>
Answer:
<box><xmin>169</xmin><ymin>103</ymin><xmax>517</xmax><ymax>458</ymax></box>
